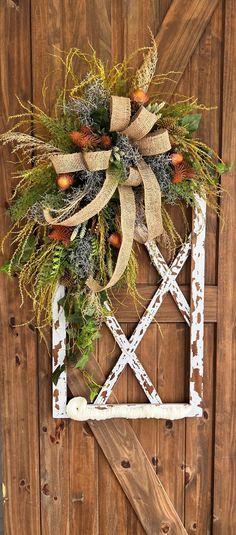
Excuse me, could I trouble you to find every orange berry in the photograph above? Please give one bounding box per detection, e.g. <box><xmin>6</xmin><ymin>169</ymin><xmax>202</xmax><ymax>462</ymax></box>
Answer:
<box><xmin>56</xmin><ymin>173</ymin><xmax>74</xmax><ymax>191</ymax></box>
<box><xmin>130</xmin><ymin>89</ymin><xmax>149</xmax><ymax>105</ymax></box>
<box><xmin>108</xmin><ymin>232</ymin><xmax>122</xmax><ymax>249</ymax></box>
<box><xmin>171</xmin><ymin>152</ymin><xmax>184</xmax><ymax>165</ymax></box>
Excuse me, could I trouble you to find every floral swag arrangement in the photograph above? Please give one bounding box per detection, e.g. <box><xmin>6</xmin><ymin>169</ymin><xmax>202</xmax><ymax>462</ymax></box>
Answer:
<box><xmin>1</xmin><ymin>39</ymin><xmax>228</xmax><ymax>399</ymax></box>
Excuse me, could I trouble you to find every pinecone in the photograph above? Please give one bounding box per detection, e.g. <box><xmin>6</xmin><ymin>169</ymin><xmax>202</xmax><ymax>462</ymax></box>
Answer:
<box><xmin>158</xmin><ymin>117</ymin><xmax>188</xmax><ymax>137</ymax></box>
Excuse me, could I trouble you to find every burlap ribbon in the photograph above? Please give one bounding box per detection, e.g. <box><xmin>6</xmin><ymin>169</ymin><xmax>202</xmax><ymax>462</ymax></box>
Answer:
<box><xmin>44</xmin><ymin>96</ymin><xmax>171</xmax><ymax>291</ymax></box>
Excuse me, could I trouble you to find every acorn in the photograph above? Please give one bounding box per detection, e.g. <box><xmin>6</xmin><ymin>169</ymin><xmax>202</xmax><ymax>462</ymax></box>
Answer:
<box><xmin>130</xmin><ymin>89</ymin><xmax>149</xmax><ymax>105</ymax></box>
<box><xmin>171</xmin><ymin>152</ymin><xmax>184</xmax><ymax>165</ymax></box>
<box><xmin>55</xmin><ymin>173</ymin><xmax>75</xmax><ymax>191</ymax></box>
<box><xmin>108</xmin><ymin>232</ymin><xmax>122</xmax><ymax>249</ymax></box>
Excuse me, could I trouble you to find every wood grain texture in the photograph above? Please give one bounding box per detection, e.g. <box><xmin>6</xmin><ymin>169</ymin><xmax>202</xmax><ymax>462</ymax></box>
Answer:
<box><xmin>182</xmin><ymin>4</ymin><xmax>223</xmax><ymax>532</ymax></box>
<box><xmin>154</xmin><ymin>0</ymin><xmax>220</xmax><ymax>97</ymax></box>
<box><xmin>68</xmin><ymin>363</ymin><xmax>188</xmax><ymax>535</ymax></box>
<box><xmin>213</xmin><ymin>0</ymin><xmax>236</xmax><ymax>533</ymax></box>
<box><xmin>30</xmin><ymin>3</ymin><xmax>70</xmax><ymax>534</ymax></box>
<box><xmin>0</xmin><ymin>0</ymin><xmax>235</xmax><ymax>533</ymax></box>
<box><xmin>0</xmin><ymin>2</ymin><xmax>41</xmax><ymax>534</ymax></box>
<box><xmin>156</xmin><ymin>324</ymin><xmax>187</xmax><ymax>520</ymax></box>
<box><xmin>126</xmin><ymin>323</ymin><xmax>157</xmax><ymax>535</ymax></box>
<box><xmin>98</xmin><ymin>325</ymin><xmax>128</xmax><ymax>535</ymax></box>
<box><xmin>111</xmin><ymin>286</ymin><xmax>217</xmax><ymax>323</ymax></box>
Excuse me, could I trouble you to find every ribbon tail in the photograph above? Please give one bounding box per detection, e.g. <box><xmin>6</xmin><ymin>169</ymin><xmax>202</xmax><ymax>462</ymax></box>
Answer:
<box><xmin>86</xmin><ymin>185</ymin><xmax>136</xmax><ymax>292</ymax></box>
<box><xmin>136</xmin><ymin>159</ymin><xmax>163</xmax><ymax>243</ymax></box>
<box><xmin>43</xmin><ymin>169</ymin><xmax>118</xmax><ymax>227</ymax></box>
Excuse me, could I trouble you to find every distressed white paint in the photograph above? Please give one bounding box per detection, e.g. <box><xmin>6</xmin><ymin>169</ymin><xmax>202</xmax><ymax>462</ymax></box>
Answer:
<box><xmin>52</xmin><ymin>285</ymin><xmax>67</xmax><ymax>418</ymax></box>
<box><xmin>67</xmin><ymin>397</ymin><xmax>192</xmax><ymax>421</ymax></box>
<box><xmin>52</xmin><ymin>197</ymin><xmax>206</xmax><ymax>421</ymax></box>
<box><xmin>146</xmin><ymin>240</ymin><xmax>191</xmax><ymax>325</ymax></box>
<box><xmin>189</xmin><ymin>197</ymin><xmax>206</xmax><ymax>415</ymax></box>
<box><xmin>104</xmin><ymin>306</ymin><xmax>162</xmax><ymax>404</ymax></box>
<box><xmin>95</xmin><ymin>238</ymin><xmax>191</xmax><ymax>405</ymax></box>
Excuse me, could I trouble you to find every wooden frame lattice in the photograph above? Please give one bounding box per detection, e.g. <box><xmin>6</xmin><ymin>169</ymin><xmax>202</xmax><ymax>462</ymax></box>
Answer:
<box><xmin>52</xmin><ymin>197</ymin><xmax>206</xmax><ymax>420</ymax></box>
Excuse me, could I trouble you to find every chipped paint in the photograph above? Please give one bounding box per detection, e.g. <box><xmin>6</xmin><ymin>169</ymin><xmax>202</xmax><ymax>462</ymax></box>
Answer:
<box><xmin>95</xmin><ymin>238</ymin><xmax>191</xmax><ymax>406</ymax></box>
<box><xmin>67</xmin><ymin>397</ymin><xmax>193</xmax><ymax>421</ymax></box>
<box><xmin>189</xmin><ymin>197</ymin><xmax>206</xmax><ymax>414</ymax></box>
<box><xmin>96</xmin><ymin>309</ymin><xmax>162</xmax><ymax>404</ymax></box>
<box><xmin>146</xmin><ymin>239</ymin><xmax>191</xmax><ymax>326</ymax></box>
<box><xmin>53</xmin><ymin>197</ymin><xmax>206</xmax><ymax>420</ymax></box>
<box><xmin>52</xmin><ymin>285</ymin><xmax>67</xmax><ymax>418</ymax></box>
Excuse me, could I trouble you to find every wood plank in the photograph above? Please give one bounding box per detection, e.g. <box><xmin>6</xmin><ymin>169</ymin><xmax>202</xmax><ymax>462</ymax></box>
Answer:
<box><xmin>98</xmin><ymin>325</ymin><xmax>128</xmax><ymax>535</ymax></box>
<box><xmin>156</xmin><ymin>324</ymin><xmax>187</xmax><ymax>521</ymax></box>
<box><xmin>154</xmin><ymin>0</ymin><xmax>220</xmax><ymax>97</ymax></box>
<box><xmin>213</xmin><ymin>0</ymin><xmax>236</xmax><ymax>532</ymax></box>
<box><xmin>110</xmin><ymin>286</ymin><xmax>217</xmax><ymax>323</ymax></box>
<box><xmin>30</xmin><ymin>2</ymin><xmax>70</xmax><ymax>534</ymax></box>
<box><xmin>61</xmin><ymin>3</ymin><xmax>111</xmax><ymax>530</ymax></box>
<box><xmin>185</xmin><ymin>325</ymin><xmax>216</xmax><ymax>534</ymax></box>
<box><xmin>183</xmin><ymin>4</ymin><xmax>223</xmax><ymax>532</ymax></box>
<box><xmin>68</xmin><ymin>361</ymin><xmax>188</xmax><ymax>535</ymax></box>
<box><xmin>90</xmin><ymin>418</ymin><xmax>187</xmax><ymax>535</ymax></box>
<box><xmin>38</xmin><ymin>332</ymin><xmax>70</xmax><ymax>535</ymax></box>
<box><xmin>127</xmin><ymin>323</ymin><xmax>157</xmax><ymax>535</ymax></box>
<box><xmin>110</xmin><ymin>8</ymin><xmax>170</xmax><ymax>531</ymax></box>
<box><xmin>0</xmin><ymin>2</ymin><xmax>41</xmax><ymax>535</ymax></box>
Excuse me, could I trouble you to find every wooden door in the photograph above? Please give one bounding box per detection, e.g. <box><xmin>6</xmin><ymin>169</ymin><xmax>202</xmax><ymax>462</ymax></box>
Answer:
<box><xmin>0</xmin><ymin>1</ymin><xmax>235</xmax><ymax>534</ymax></box>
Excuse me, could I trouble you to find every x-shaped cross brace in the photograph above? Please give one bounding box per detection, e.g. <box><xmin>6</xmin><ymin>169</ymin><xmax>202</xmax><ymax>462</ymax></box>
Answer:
<box><xmin>95</xmin><ymin>236</ymin><xmax>191</xmax><ymax>405</ymax></box>
<box><xmin>53</xmin><ymin>196</ymin><xmax>206</xmax><ymax>420</ymax></box>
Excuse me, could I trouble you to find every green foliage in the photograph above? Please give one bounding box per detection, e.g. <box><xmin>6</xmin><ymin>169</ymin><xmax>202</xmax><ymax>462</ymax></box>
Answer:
<box><xmin>37</xmin><ymin>112</ymin><xmax>80</xmax><ymax>152</ymax></box>
<box><xmin>0</xmin><ymin>43</ymin><xmax>230</xmax><ymax>395</ymax></box>
<box><xmin>109</xmin><ymin>160</ymin><xmax>125</xmax><ymax>182</ymax></box>
<box><xmin>10</xmin><ymin>166</ymin><xmax>56</xmax><ymax>221</ymax></box>
<box><xmin>179</xmin><ymin>113</ymin><xmax>202</xmax><ymax>134</ymax></box>
<box><xmin>8</xmin><ymin>235</ymin><xmax>37</xmax><ymax>273</ymax></box>
<box><xmin>74</xmin><ymin>319</ymin><xmax>100</xmax><ymax>369</ymax></box>
<box><xmin>0</xmin><ymin>261</ymin><xmax>11</xmax><ymax>274</ymax></box>
<box><xmin>36</xmin><ymin>243</ymin><xmax>66</xmax><ymax>291</ymax></box>
<box><xmin>216</xmin><ymin>161</ymin><xmax>233</xmax><ymax>174</ymax></box>
<box><xmin>52</xmin><ymin>364</ymin><xmax>65</xmax><ymax>385</ymax></box>
<box><xmin>91</xmin><ymin>106</ymin><xmax>109</xmax><ymax>130</ymax></box>
<box><xmin>164</xmin><ymin>179</ymin><xmax>201</xmax><ymax>206</ymax></box>
<box><xmin>57</xmin><ymin>289</ymin><xmax>107</xmax><ymax>399</ymax></box>
<box><xmin>162</xmin><ymin>98</ymin><xmax>206</xmax><ymax>119</ymax></box>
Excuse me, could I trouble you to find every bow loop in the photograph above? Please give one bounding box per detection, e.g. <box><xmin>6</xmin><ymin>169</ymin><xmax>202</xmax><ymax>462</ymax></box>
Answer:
<box><xmin>44</xmin><ymin>95</ymin><xmax>171</xmax><ymax>292</ymax></box>
<box><xmin>122</xmin><ymin>106</ymin><xmax>157</xmax><ymax>140</ymax></box>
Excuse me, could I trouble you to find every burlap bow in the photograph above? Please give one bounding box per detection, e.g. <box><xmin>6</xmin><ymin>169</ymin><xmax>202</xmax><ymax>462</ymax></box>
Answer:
<box><xmin>44</xmin><ymin>95</ymin><xmax>171</xmax><ymax>291</ymax></box>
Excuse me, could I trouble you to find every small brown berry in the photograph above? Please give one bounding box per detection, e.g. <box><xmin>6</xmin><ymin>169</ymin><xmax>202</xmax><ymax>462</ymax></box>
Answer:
<box><xmin>108</xmin><ymin>232</ymin><xmax>122</xmax><ymax>249</ymax></box>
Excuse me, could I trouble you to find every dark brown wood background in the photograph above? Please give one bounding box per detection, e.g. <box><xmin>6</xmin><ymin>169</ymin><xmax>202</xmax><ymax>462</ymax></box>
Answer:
<box><xmin>0</xmin><ymin>1</ymin><xmax>235</xmax><ymax>534</ymax></box>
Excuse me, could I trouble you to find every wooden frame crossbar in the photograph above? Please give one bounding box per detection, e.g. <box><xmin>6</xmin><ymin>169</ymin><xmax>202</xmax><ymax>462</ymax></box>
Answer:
<box><xmin>52</xmin><ymin>197</ymin><xmax>206</xmax><ymax>420</ymax></box>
